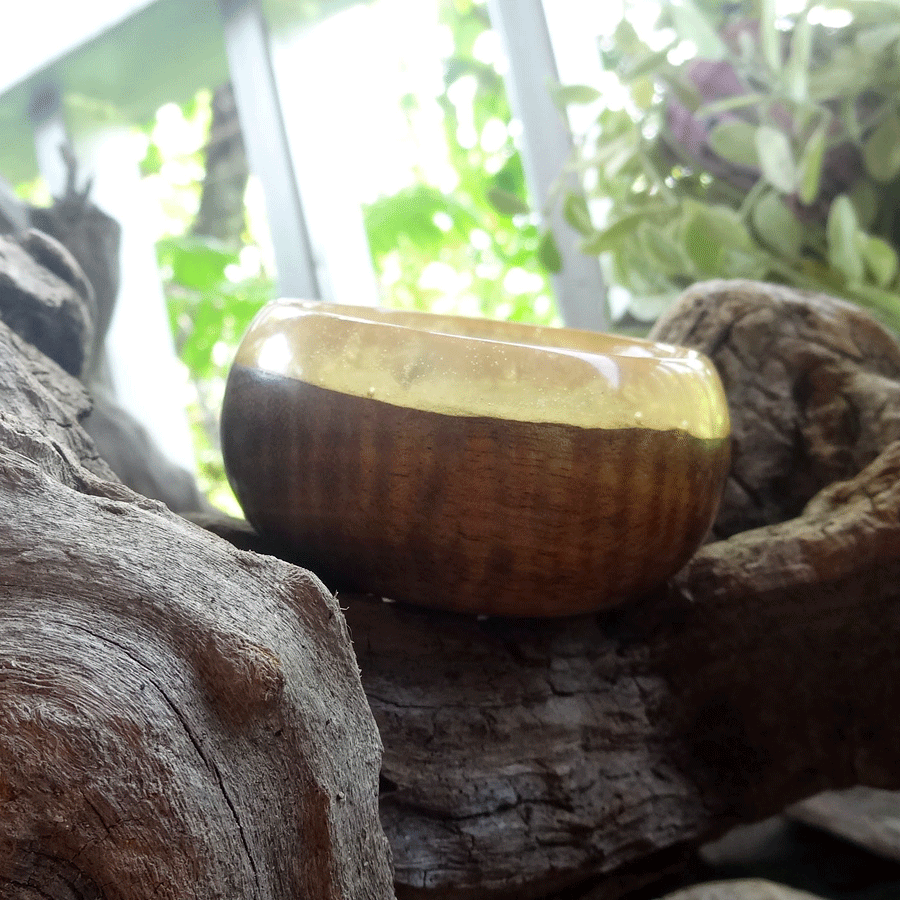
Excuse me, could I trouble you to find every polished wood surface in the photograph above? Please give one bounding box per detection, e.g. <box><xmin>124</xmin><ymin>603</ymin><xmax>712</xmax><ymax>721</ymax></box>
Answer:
<box><xmin>222</xmin><ymin>364</ymin><xmax>729</xmax><ymax>616</ymax></box>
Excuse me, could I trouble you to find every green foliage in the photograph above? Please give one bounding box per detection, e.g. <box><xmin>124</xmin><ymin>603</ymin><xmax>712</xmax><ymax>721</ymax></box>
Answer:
<box><xmin>365</xmin><ymin>184</ymin><xmax>480</xmax><ymax>256</ymax></box>
<box><xmin>361</xmin><ymin>0</ymin><xmax>558</xmax><ymax>326</ymax></box>
<box><xmin>156</xmin><ymin>233</ymin><xmax>275</xmax><ymax>514</ymax></box>
<box><xmin>159</xmin><ymin>236</ymin><xmax>272</xmax><ymax>380</ymax></box>
<box><xmin>135</xmin><ymin>89</ymin><xmax>275</xmax><ymax>513</ymax></box>
<box><xmin>554</xmin><ymin>0</ymin><xmax>900</xmax><ymax>332</ymax></box>
<box><xmin>537</xmin><ymin>229</ymin><xmax>563</xmax><ymax>274</ymax></box>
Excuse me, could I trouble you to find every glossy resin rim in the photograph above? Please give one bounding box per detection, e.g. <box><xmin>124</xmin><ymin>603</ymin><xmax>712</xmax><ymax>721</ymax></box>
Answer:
<box><xmin>233</xmin><ymin>299</ymin><xmax>730</xmax><ymax>440</ymax></box>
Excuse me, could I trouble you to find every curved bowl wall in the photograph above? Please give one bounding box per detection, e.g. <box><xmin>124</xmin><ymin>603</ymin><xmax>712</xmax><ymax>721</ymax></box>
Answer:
<box><xmin>221</xmin><ymin>300</ymin><xmax>731</xmax><ymax>617</ymax></box>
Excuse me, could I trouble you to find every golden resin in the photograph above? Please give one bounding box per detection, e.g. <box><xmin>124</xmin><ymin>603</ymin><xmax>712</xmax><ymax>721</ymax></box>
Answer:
<box><xmin>235</xmin><ymin>299</ymin><xmax>730</xmax><ymax>440</ymax></box>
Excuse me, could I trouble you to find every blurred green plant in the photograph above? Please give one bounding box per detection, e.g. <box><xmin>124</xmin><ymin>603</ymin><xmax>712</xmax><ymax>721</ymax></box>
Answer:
<box><xmin>138</xmin><ymin>88</ymin><xmax>272</xmax><ymax>513</ymax></box>
<box><xmin>158</xmin><ymin>234</ymin><xmax>274</xmax><ymax>513</ymax></box>
<box><xmin>362</xmin><ymin>0</ymin><xmax>558</xmax><ymax>324</ymax></box>
<box><xmin>552</xmin><ymin>0</ymin><xmax>900</xmax><ymax>332</ymax></box>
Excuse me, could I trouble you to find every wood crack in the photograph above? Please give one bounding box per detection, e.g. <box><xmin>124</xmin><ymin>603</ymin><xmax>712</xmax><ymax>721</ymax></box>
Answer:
<box><xmin>148</xmin><ymin>678</ymin><xmax>261</xmax><ymax>893</ymax></box>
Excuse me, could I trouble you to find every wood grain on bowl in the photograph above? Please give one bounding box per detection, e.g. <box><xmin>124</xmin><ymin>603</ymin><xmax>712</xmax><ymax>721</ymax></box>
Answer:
<box><xmin>221</xmin><ymin>300</ymin><xmax>731</xmax><ymax>616</ymax></box>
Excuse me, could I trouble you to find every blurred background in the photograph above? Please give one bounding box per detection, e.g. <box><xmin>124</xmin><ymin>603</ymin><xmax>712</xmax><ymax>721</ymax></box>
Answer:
<box><xmin>2</xmin><ymin>0</ymin><xmax>899</xmax><ymax>511</ymax></box>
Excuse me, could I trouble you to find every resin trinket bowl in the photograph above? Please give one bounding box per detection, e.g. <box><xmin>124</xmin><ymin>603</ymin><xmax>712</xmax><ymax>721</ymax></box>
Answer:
<box><xmin>221</xmin><ymin>299</ymin><xmax>730</xmax><ymax>617</ymax></box>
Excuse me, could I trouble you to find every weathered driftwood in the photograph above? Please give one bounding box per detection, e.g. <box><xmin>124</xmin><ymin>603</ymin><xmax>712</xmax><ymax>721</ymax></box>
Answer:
<box><xmin>656</xmin><ymin>280</ymin><xmax>900</xmax><ymax>538</ymax></box>
<box><xmin>330</xmin><ymin>281</ymin><xmax>900</xmax><ymax>899</ymax></box>
<box><xmin>0</xmin><ymin>310</ymin><xmax>393</xmax><ymax>893</ymax></box>
<box><xmin>0</xmin><ymin>228</ymin><xmax>95</xmax><ymax>379</ymax></box>
<box><xmin>0</xmin><ymin>158</ymin><xmax>209</xmax><ymax>514</ymax></box>
<box><xmin>4</xmin><ymin>228</ymin><xmax>900</xmax><ymax>900</ymax></box>
<box><xmin>27</xmin><ymin>144</ymin><xmax>120</xmax><ymax>379</ymax></box>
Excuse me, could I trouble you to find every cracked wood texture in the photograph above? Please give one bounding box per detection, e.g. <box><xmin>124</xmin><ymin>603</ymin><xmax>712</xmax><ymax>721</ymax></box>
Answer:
<box><xmin>333</xmin><ymin>281</ymin><xmax>900</xmax><ymax>899</ymax></box>
<box><xmin>0</xmin><ymin>249</ymin><xmax>393</xmax><ymax>897</ymax></box>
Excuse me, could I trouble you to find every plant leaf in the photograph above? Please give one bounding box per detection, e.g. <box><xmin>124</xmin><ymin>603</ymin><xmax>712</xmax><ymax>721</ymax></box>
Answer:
<box><xmin>612</xmin><ymin>19</ymin><xmax>642</xmax><ymax>55</ymax></box>
<box><xmin>364</xmin><ymin>184</ymin><xmax>479</xmax><ymax>257</ymax></box>
<box><xmin>827</xmin><ymin>194</ymin><xmax>865</xmax><ymax>283</ymax></box>
<box><xmin>861</xmin><ymin>233</ymin><xmax>899</xmax><ymax>287</ymax></box>
<box><xmin>718</xmin><ymin>247</ymin><xmax>770</xmax><ymax>280</ymax></box>
<box><xmin>537</xmin><ymin>228</ymin><xmax>563</xmax><ymax>273</ymax></box>
<box><xmin>862</xmin><ymin>110</ymin><xmax>900</xmax><ymax>182</ymax></box>
<box><xmin>797</xmin><ymin>120</ymin><xmax>827</xmax><ymax>205</ymax></box>
<box><xmin>563</xmin><ymin>194</ymin><xmax>593</xmax><ymax>235</ymax></box>
<box><xmin>752</xmin><ymin>190</ymin><xmax>805</xmax><ymax>258</ymax></box>
<box><xmin>630</xmin><ymin>77</ymin><xmax>655</xmax><ymax>109</ymax></box>
<box><xmin>162</xmin><ymin>237</ymin><xmax>239</xmax><ymax>292</ymax></box>
<box><xmin>582</xmin><ymin>132</ymin><xmax>637</xmax><ymax>170</ymax></box>
<box><xmin>696</xmin><ymin>92</ymin><xmax>768</xmax><ymax>119</ymax></box>
<box><xmin>487</xmin><ymin>187</ymin><xmax>530</xmax><ymax>216</ymax></box>
<box><xmin>755</xmin><ymin>125</ymin><xmax>796</xmax><ymax>194</ymax></box>
<box><xmin>683</xmin><ymin>200</ymin><xmax>755</xmax><ymax>251</ymax></box>
<box><xmin>708</xmin><ymin>121</ymin><xmax>760</xmax><ymax>169</ymax></box>
<box><xmin>808</xmin><ymin>46</ymin><xmax>874</xmax><ymax>101</ymax></box>
<box><xmin>660</xmin><ymin>68</ymin><xmax>703</xmax><ymax>112</ymax></box>
<box><xmin>638</xmin><ymin>222</ymin><xmax>694</xmax><ymax>276</ymax></box>
<box><xmin>849</xmin><ymin>180</ymin><xmax>878</xmax><ymax>228</ymax></box>
<box><xmin>670</xmin><ymin>0</ymin><xmax>727</xmax><ymax>59</ymax></box>
<box><xmin>620</xmin><ymin>44</ymin><xmax>676</xmax><ymax>82</ymax></box>
<box><xmin>842</xmin><ymin>282</ymin><xmax>900</xmax><ymax>334</ymax></box>
<box><xmin>760</xmin><ymin>0</ymin><xmax>782</xmax><ymax>72</ymax></box>
<box><xmin>854</xmin><ymin>22</ymin><xmax>900</xmax><ymax>54</ymax></box>
<box><xmin>682</xmin><ymin>215</ymin><xmax>719</xmax><ymax>274</ymax></box>
<box><xmin>551</xmin><ymin>84</ymin><xmax>602</xmax><ymax>107</ymax></box>
<box><xmin>681</xmin><ymin>199</ymin><xmax>768</xmax><ymax>275</ymax></box>
<box><xmin>784</xmin><ymin>10</ymin><xmax>812</xmax><ymax>102</ymax></box>
<box><xmin>580</xmin><ymin>211</ymin><xmax>650</xmax><ymax>254</ymax></box>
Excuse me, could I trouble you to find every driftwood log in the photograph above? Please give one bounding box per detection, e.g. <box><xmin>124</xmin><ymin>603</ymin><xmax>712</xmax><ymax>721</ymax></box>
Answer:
<box><xmin>2</xmin><ymin>212</ymin><xmax>900</xmax><ymax>900</ymax></box>
<box><xmin>335</xmin><ymin>281</ymin><xmax>900</xmax><ymax>899</ymax></box>
<box><xmin>0</xmin><ymin>234</ymin><xmax>393</xmax><ymax>897</ymax></box>
<box><xmin>0</xmin><ymin>159</ymin><xmax>208</xmax><ymax>515</ymax></box>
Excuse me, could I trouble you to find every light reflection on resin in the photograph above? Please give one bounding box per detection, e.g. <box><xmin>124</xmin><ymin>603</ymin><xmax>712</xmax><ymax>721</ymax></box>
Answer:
<box><xmin>256</xmin><ymin>332</ymin><xmax>293</xmax><ymax>376</ymax></box>
<box><xmin>236</xmin><ymin>299</ymin><xmax>731</xmax><ymax>440</ymax></box>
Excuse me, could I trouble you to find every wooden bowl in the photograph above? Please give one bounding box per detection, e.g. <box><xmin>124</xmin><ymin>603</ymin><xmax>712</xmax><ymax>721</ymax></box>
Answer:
<box><xmin>221</xmin><ymin>299</ymin><xmax>730</xmax><ymax>617</ymax></box>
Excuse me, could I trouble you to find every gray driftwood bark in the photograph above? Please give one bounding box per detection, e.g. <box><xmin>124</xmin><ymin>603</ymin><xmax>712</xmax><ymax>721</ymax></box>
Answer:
<box><xmin>1</xmin><ymin>153</ymin><xmax>209</xmax><ymax>515</ymax></box>
<box><xmin>334</xmin><ymin>282</ymin><xmax>900</xmax><ymax>899</ymax></box>
<box><xmin>0</xmin><ymin>235</ymin><xmax>393</xmax><ymax>898</ymax></box>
